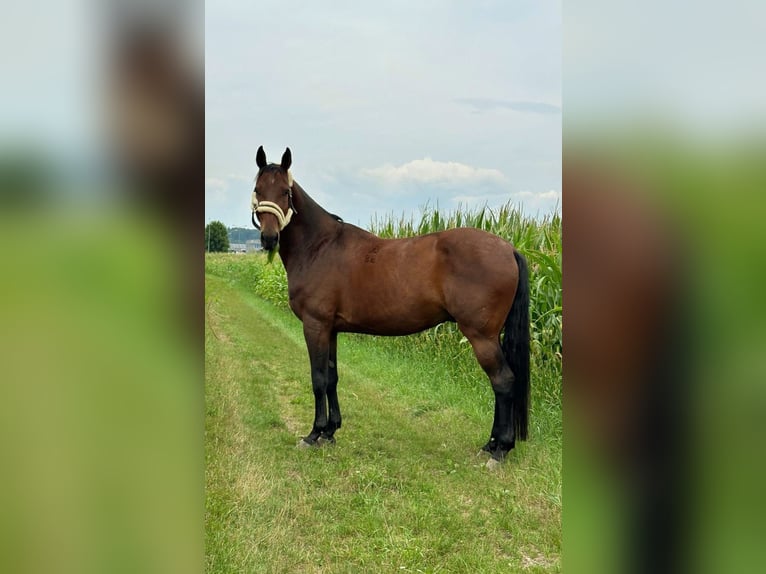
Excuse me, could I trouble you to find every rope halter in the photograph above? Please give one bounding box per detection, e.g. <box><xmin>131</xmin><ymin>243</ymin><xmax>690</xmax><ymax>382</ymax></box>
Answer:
<box><xmin>251</xmin><ymin>170</ymin><xmax>296</xmax><ymax>231</ymax></box>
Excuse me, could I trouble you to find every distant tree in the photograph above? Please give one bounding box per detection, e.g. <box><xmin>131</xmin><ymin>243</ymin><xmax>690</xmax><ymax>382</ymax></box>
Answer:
<box><xmin>205</xmin><ymin>221</ymin><xmax>230</xmax><ymax>252</ymax></box>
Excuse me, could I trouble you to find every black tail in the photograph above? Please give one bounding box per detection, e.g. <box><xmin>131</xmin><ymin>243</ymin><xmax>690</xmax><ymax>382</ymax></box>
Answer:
<box><xmin>502</xmin><ymin>249</ymin><xmax>530</xmax><ymax>441</ymax></box>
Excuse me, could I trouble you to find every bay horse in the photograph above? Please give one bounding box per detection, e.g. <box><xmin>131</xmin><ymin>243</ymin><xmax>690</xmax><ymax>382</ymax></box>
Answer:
<box><xmin>251</xmin><ymin>146</ymin><xmax>530</xmax><ymax>462</ymax></box>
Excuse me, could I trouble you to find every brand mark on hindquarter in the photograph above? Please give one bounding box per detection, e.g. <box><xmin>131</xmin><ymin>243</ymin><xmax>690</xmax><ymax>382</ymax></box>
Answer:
<box><xmin>365</xmin><ymin>246</ymin><xmax>380</xmax><ymax>263</ymax></box>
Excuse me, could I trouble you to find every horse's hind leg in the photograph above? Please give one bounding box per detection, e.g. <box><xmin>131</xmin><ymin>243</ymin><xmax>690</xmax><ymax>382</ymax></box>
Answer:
<box><xmin>461</xmin><ymin>328</ymin><xmax>516</xmax><ymax>461</ymax></box>
<box><xmin>319</xmin><ymin>332</ymin><xmax>341</xmax><ymax>445</ymax></box>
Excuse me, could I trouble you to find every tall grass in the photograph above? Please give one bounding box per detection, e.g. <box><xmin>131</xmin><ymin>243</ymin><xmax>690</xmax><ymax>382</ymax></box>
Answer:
<box><xmin>206</xmin><ymin>201</ymin><xmax>561</xmax><ymax>428</ymax></box>
<box><xmin>205</xmin><ymin>253</ymin><xmax>289</xmax><ymax>308</ymax></box>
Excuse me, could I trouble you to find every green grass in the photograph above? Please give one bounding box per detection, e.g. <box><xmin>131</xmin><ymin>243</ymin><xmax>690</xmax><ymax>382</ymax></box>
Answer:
<box><xmin>206</xmin><ymin>201</ymin><xmax>561</xmax><ymax>572</ymax></box>
<box><xmin>206</xmin><ymin>250</ymin><xmax>561</xmax><ymax>572</ymax></box>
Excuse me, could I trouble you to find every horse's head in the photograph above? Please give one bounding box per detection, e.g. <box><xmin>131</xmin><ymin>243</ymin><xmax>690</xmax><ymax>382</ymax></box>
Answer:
<box><xmin>252</xmin><ymin>146</ymin><xmax>296</xmax><ymax>251</ymax></box>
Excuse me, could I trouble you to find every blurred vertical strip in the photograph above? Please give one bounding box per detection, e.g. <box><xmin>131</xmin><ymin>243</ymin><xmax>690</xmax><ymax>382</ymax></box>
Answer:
<box><xmin>0</xmin><ymin>1</ymin><xmax>203</xmax><ymax>573</ymax></box>
<box><xmin>564</xmin><ymin>2</ymin><xmax>766</xmax><ymax>573</ymax></box>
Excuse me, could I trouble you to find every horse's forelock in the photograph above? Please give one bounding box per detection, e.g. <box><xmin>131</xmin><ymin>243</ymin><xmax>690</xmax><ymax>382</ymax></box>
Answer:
<box><xmin>256</xmin><ymin>164</ymin><xmax>293</xmax><ymax>187</ymax></box>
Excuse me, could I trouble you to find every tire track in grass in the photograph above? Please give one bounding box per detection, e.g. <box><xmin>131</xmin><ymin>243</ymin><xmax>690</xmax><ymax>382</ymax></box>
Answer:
<box><xmin>229</xmin><ymin>282</ymin><xmax>443</xmax><ymax>457</ymax></box>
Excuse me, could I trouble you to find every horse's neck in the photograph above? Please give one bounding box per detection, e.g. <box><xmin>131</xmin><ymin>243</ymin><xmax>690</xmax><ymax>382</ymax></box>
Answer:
<box><xmin>278</xmin><ymin>183</ymin><xmax>338</xmax><ymax>271</ymax></box>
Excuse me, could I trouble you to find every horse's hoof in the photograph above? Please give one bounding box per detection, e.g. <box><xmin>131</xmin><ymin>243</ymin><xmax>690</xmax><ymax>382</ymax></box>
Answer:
<box><xmin>317</xmin><ymin>435</ymin><xmax>336</xmax><ymax>447</ymax></box>
<box><xmin>296</xmin><ymin>439</ymin><xmax>316</xmax><ymax>449</ymax></box>
<box><xmin>476</xmin><ymin>449</ymin><xmax>491</xmax><ymax>459</ymax></box>
<box><xmin>485</xmin><ymin>458</ymin><xmax>503</xmax><ymax>471</ymax></box>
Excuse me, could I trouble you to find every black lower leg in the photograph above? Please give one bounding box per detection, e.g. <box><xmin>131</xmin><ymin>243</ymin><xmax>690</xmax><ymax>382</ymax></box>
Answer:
<box><xmin>302</xmin><ymin>324</ymin><xmax>333</xmax><ymax>445</ymax></box>
<box><xmin>304</xmin><ymin>378</ymin><xmax>328</xmax><ymax>444</ymax></box>
<box><xmin>489</xmin><ymin>388</ymin><xmax>516</xmax><ymax>461</ymax></box>
<box><xmin>323</xmin><ymin>353</ymin><xmax>341</xmax><ymax>441</ymax></box>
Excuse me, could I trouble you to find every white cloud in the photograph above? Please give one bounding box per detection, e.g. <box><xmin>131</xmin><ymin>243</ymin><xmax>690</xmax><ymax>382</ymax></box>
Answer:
<box><xmin>360</xmin><ymin>157</ymin><xmax>507</xmax><ymax>186</ymax></box>
<box><xmin>515</xmin><ymin>189</ymin><xmax>561</xmax><ymax>200</ymax></box>
<box><xmin>509</xmin><ymin>189</ymin><xmax>561</xmax><ymax>215</ymax></box>
<box><xmin>205</xmin><ymin>177</ymin><xmax>228</xmax><ymax>190</ymax></box>
<box><xmin>542</xmin><ymin>190</ymin><xmax>561</xmax><ymax>200</ymax></box>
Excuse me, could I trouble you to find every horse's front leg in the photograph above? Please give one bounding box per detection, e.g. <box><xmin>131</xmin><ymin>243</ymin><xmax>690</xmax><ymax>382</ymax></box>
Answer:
<box><xmin>320</xmin><ymin>331</ymin><xmax>341</xmax><ymax>445</ymax></box>
<box><xmin>299</xmin><ymin>320</ymin><xmax>332</xmax><ymax>448</ymax></box>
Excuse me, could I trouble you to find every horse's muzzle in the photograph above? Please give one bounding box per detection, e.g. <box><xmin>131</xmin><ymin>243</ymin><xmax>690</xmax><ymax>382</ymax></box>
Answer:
<box><xmin>261</xmin><ymin>232</ymin><xmax>279</xmax><ymax>252</ymax></box>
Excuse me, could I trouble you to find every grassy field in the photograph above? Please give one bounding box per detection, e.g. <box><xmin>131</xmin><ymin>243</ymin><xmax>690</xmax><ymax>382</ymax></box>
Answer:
<box><xmin>205</xmin><ymin>203</ymin><xmax>561</xmax><ymax>572</ymax></box>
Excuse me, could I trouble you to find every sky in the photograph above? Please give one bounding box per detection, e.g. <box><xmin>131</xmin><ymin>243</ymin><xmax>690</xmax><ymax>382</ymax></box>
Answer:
<box><xmin>205</xmin><ymin>1</ymin><xmax>561</xmax><ymax>228</ymax></box>
<box><xmin>2</xmin><ymin>1</ymin><xmax>764</xmax><ymax>226</ymax></box>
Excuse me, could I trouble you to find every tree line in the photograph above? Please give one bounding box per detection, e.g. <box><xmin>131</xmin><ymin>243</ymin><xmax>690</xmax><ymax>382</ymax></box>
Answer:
<box><xmin>205</xmin><ymin>222</ymin><xmax>261</xmax><ymax>252</ymax></box>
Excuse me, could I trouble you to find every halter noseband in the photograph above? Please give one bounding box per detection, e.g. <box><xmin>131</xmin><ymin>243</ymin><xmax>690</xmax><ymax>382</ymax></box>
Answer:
<box><xmin>251</xmin><ymin>169</ymin><xmax>297</xmax><ymax>231</ymax></box>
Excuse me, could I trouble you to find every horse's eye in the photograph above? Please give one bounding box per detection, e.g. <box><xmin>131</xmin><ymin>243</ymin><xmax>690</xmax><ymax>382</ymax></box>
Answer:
<box><xmin>283</xmin><ymin>189</ymin><xmax>290</xmax><ymax>196</ymax></box>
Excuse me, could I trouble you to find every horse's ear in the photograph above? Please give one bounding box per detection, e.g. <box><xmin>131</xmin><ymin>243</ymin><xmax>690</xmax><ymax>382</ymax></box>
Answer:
<box><xmin>256</xmin><ymin>146</ymin><xmax>267</xmax><ymax>169</ymax></box>
<box><xmin>281</xmin><ymin>147</ymin><xmax>292</xmax><ymax>171</ymax></box>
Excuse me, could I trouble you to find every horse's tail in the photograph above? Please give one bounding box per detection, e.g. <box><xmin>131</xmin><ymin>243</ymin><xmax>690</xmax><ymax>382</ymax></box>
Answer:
<box><xmin>502</xmin><ymin>249</ymin><xmax>530</xmax><ymax>441</ymax></box>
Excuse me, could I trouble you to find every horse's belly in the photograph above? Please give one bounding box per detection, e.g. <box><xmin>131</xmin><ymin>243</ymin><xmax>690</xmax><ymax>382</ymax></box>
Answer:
<box><xmin>334</xmin><ymin>298</ymin><xmax>451</xmax><ymax>336</ymax></box>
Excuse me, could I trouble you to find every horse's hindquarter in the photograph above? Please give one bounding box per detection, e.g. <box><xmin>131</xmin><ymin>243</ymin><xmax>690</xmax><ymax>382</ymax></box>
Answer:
<box><xmin>436</xmin><ymin>228</ymin><xmax>519</xmax><ymax>334</ymax></box>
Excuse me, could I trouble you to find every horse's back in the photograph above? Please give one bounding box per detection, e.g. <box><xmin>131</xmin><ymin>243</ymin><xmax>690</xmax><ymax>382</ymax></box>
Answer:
<box><xmin>434</xmin><ymin>227</ymin><xmax>518</xmax><ymax>269</ymax></box>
